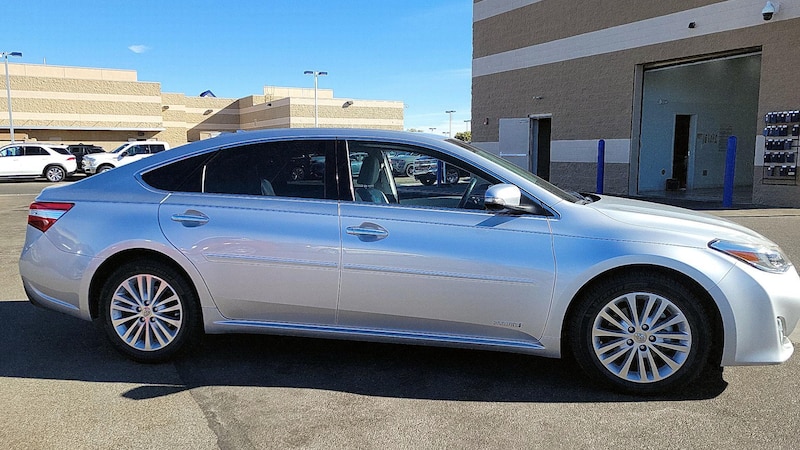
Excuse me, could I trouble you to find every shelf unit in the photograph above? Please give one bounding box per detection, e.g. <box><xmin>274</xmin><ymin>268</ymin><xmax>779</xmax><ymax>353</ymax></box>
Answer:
<box><xmin>762</xmin><ymin>110</ymin><xmax>799</xmax><ymax>185</ymax></box>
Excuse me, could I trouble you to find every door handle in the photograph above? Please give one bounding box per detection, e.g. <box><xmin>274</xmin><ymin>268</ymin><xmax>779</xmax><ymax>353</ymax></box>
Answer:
<box><xmin>170</xmin><ymin>210</ymin><xmax>209</xmax><ymax>227</ymax></box>
<box><xmin>346</xmin><ymin>222</ymin><xmax>388</xmax><ymax>242</ymax></box>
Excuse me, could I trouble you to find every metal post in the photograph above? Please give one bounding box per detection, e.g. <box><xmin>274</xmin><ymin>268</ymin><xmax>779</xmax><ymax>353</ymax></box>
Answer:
<box><xmin>2</xmin><ymin>52</ymin><xmax>23</xmax><ymax>142</ymax></box>
<box><xmin>596</xmin><ymin>139</ymin><xmax>606</xmax><ymax>194</ymax></box>
<box><xmin>723</xmin><ymin>136</ymin><xmax>737</xmax><ymax>208</ymax></box>
<box><xmin>304</xmin><ymin>70</ymin><xmax>327</xmax><ymax>127</ymax></box>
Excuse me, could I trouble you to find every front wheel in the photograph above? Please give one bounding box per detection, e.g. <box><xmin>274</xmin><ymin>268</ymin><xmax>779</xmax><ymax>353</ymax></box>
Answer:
<box><xmin>98</xmin><ymin>165</ymin><xmax>114</xmax><ymax>174</ymax></box>
<box><xmin>100</xmin><ymin>260</ymin><xmax>201</xmax><ymax>362</ymax></box>
<box><xmin>44</xmin><ymin>165</ymin><xmax>66</xmax><ymax>182</ymax></box>
<box><xmin>567</xmin><ymin>271</ymin><xmax>713</xmax><ymax>395</ymax></box>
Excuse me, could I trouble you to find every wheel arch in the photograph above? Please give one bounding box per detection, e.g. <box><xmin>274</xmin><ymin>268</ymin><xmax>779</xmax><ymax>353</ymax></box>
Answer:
<box><xmin>559</xmin><ymin>264</ymin><xmax>724</xmax><ymax>367</ymax></box>
<box><xmin>88</xmin><ymin>248</ymin><xmax>201</xmax><ymax>321</ymax></box>
<box><xmin>42</xmin><ymin>163</ymin><xmax>66</xmax><ymax>176</ymax></box>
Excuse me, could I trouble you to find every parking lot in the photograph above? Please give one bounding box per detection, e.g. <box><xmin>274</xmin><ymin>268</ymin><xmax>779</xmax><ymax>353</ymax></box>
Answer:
<box><xmin>2</xmin><ymin>179</ymin><xmax>800</xmax><ymax>449</ymax></box>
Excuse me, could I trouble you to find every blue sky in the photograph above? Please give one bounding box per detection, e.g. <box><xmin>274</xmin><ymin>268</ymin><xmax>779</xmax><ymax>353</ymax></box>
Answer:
<box><xmin>5</xmin><ymin>0</ymin><xmax>473</xmax><ymax>134</ymax></box>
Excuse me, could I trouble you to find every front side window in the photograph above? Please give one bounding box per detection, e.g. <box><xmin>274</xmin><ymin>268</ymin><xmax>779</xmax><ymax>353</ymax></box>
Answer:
<box><xmin>141</xmin><ymin>140</ymin><xmax>336</xmax><ymax>200</ymax></box>
<box><xmin>345</xmin><ymin>141</ymin><xmax>502</xmax><ymax>211</ymax></box>
<box><xmin>0</xmin><ymin>146</ymin><xmax>22</xmax><ymax>157</ymax></box>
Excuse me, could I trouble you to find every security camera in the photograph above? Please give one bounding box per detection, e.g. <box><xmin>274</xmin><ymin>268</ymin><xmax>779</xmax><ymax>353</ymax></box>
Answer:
<box><xmin>762</xmin><ymin>1</ymin><xmax>778</xmax><ymax>21</ymax></box>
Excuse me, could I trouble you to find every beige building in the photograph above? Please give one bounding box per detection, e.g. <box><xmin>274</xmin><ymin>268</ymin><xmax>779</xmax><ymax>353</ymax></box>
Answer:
<box><xmin>473</xmin><ymin>0</ymin><xmax>800</xmax><ymax>206</ymax></box>
<box><xmin>0</xmin><ymin>63</ymin><xmax>404</xmax><ymax>150</ymax></box>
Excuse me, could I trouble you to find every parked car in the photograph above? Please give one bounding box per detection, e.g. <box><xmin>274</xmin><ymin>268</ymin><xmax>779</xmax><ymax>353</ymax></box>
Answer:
<box><xmin>19</xmin><ymin>128</ymin><xmax>800</xmax><ymax>395</ymax></box>
<box><xmin>412</xmin><ymin>155</ymin><xmax>469</xmax><ymax>185</ymax></box>
<box><xmin>82</xmin><ymin>141</ymin><xmax>169</xmax><ymax>174</ymax></box>
<box><xmin>0</xmin><ymin>142</ymin><xmax>77</xmax><ymax>182</ymax></box>
<box><xmin>389</xmin><ymin>151</ymin><xmax>418</xmax><ymax>177</ymax></box>
<box><xmin>67</xmin><ymin>143</ymin><xmax>105</xmax><ymax>172</ymax></box>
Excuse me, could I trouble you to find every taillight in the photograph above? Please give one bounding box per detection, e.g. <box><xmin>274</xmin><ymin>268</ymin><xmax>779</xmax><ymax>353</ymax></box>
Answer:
<box><xmin>28</xmin><ymin>202</ymin><xmax>74</xmax><ymax>232</ymax></box>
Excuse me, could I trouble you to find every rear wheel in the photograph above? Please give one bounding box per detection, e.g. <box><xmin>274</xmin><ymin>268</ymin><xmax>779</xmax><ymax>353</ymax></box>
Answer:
<box><xmin>567</xmin><ymin>271</ymin><xmax>713</xmax><ymax>395</ymax></box>
<box><xmin>99</xmin><ymin>260</ymin><xmax>201</xmax><ymax>362</ymax></box>
<box><xmin>44</xmin><ymin>165</ymin><xmax>66</xmax><ymax>182</ymax></box>
<box><xmin>444</xmin><ymin>168</ymin><xmax>459</xmax><ymax>184</ymax></box>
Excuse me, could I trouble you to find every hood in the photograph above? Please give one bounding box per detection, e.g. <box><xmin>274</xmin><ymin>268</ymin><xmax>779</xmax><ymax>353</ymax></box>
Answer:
<box><xmin>587</xmin><ymin>195</ymin><xmax>772</xmax><ymax>246</ymax></box>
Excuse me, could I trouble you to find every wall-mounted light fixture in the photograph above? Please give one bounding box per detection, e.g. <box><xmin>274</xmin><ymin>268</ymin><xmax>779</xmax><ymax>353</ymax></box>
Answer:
<box><xmin>203</xmin><ymin>109</ymin><xmax>213</xmax><ymax>115</ymax></box>
<box><xmin>343</xmin><ymin>100</ymin><xmax>354</xmax><ymax>107</ymax></box>
<box><xmin>162</xmin><ymin>105</ymin><xmax>170</xmax><ymax>110</ymax></box>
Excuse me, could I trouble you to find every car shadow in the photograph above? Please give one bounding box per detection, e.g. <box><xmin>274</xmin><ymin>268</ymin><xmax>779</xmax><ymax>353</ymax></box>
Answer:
<box><xmin>1</xmin><ymin>300</ymin><xmax>727</xmax><ymax>403</ymax></box>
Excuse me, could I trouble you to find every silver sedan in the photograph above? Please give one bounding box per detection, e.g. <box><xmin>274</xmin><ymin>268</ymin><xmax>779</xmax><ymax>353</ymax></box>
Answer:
<box><xmin>19</xmin><ymin>128</ymin><xmax>800</xmax><ymax>395</ymax></box>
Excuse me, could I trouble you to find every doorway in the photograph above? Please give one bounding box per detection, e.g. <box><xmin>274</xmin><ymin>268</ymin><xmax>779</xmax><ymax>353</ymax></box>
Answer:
<box><xmin>671</xmin><ymin>115</ymin><xmax>692</xmax><ymax>189</ymax></box>
<box><xmin>531</xmin><ymin>118</ymin><xmax>551</xmax><ymax>180</ymax></box>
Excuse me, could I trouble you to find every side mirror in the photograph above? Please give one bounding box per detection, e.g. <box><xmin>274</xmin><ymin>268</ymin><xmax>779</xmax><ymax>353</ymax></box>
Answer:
<box><xmin>484</xmin><ymin>184</ymin><xmax>522</xmax><ymax>211</ymax></box>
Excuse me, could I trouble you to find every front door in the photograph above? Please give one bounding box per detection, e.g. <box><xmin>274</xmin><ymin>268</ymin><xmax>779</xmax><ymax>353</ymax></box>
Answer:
<box><xmin>336</xmin><ymin>140</ymin><xmax>556</xmax><ymax>346</ymax></box>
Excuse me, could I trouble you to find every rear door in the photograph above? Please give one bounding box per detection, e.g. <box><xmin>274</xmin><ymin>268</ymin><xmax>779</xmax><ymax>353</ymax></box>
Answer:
<box><xmin>153</xmin><ymin>139</ymin><xmax>343</xmax><ymax>324</ymax></box>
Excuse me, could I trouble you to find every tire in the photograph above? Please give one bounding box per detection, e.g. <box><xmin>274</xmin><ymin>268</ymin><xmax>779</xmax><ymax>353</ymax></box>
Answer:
<box><xmin>290</xmin><ymin>166</ymin><xmax>305</xmax><ymax>181</ymax></box>
<box><xmin>419</xmin><ymin>176</ymin><xmax>436</xmax><ymax>186</ymax></box>
<box><xmin>567</xmin><ymin>271</ymin><xmax>713</xmax><ymax>395</ymax></box>
<box><xmin>445</xmin><ymin>168</ymin><xmax>459</xmax><ymax>184</ymax></box>
<box><xmin>99</xmin><ymin>260</ymin><xmax>202</xmax><ymax>362</ymax></box>
<box><xmin>98</xmin><ymin>165</ymin><xmax>114</xmax><ymax>174</ymax></box>
<box><xmin>44</xmin><ymin>165</ymin><xmax>66</xmax><ymax>182</ymax></box>
<box><xmin>405</xmin><ymin>163</ymin><xmax>414</xmax><ymax>178</ymax></box>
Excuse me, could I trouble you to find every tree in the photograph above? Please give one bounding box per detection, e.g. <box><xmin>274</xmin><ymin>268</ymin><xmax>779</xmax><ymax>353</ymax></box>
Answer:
<box><xmin>454</xmin><ymin>131</ymin><xmax>471</xmax><ymax>142</ymax></box>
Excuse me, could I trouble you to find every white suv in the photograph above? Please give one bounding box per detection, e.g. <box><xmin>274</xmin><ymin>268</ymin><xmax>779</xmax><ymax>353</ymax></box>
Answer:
<box><xmin>83</xmin><ymin>141</ymin><xmax>170</xmax><ymax>174</ymax></box>
<box><xmin>0</xmin><ymin>143</ymin><xmax>78</xmax><ymax>182</ymax></box>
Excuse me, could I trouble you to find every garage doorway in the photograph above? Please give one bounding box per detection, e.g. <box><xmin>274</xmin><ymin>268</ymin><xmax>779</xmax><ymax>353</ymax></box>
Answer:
<box><xmin>636</xmin><ymin>52</ymin><xmax>761</xmax><ymax>201</ymax></box>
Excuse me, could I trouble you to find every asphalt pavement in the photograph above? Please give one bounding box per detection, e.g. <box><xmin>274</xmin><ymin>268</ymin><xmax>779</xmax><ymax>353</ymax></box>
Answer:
<box><xmin>2</xmin><ymin>180</ymin><xmax>800</xmax><ymax>449</ymax></box>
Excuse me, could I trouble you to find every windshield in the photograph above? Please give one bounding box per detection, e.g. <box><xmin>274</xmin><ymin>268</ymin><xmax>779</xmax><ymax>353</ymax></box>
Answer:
<box><xmin>110</xmin><ymin>144</ymin><xmax>128</xmax><ymax>153</ymax></box>
<box><xmin>445</xmin><ymin>139</ymin><xmax>581</xmax><ymax>203</ymax></box>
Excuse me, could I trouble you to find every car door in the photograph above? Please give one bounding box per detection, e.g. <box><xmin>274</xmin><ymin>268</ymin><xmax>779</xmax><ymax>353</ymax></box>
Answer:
<box><xmin>155</xmin><ymin>139</ymin><xmax>342</xmax><ymax>325</ymax></box>
<box><xmin>337</xmin><ymin>140</ymin><xmax>556</xmax><ymax>347</ymax></box>
<box><xmin>22</xmin><ymin>146</ymin><xmax>50</xmax><ymax>176</ymax></box>
<box><xmin>0</xmin><ymin>146</ymin><xmax>23</xmax><ymax>175</ymax></box>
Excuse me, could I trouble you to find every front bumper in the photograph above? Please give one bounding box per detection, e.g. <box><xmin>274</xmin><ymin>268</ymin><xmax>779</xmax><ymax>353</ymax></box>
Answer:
<box><xmin>715</xmin><ymin>261</ymin><xmax>800</xmax><ymax>366</ymax></box>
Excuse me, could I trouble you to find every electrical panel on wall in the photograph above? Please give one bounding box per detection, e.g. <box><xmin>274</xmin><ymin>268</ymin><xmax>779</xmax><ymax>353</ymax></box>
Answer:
<box><xmin>763</xmin><ymin>110</ymin><xmax>799</xmax><ymax>185</ymax></box>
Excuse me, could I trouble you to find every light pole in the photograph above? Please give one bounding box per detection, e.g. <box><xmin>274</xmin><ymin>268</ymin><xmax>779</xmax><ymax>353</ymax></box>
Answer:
<box><xmin>2</xmin><ymin>51</ymin><xmax>22</xmax><ymax>143</ymax></box>
<box><xmin>304</xmin><ymin>70</ymin><xmax>327</xmax><ymax>127</ymax></box>
<box><xmin>464</xmin><ymin>119</ymin><xmax>471</xmax><ymax>132</ymax></box>
<box><xmin>445</xmin><ymin>110</ymin><xmax>455</xmax><ymax>137</ymax></box>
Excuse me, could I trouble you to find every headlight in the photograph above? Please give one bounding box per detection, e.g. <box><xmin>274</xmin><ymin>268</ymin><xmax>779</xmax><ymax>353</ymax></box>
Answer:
<box><xmin>709</xmin><ymin>239</ymin><xmax>792</xmax><ymax>273</ymax></box>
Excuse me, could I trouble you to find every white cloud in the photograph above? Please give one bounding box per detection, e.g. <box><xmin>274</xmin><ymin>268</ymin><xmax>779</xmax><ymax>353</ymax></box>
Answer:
<box><xmin>128</xmin><ymin>45</ymin><xmax>150</xmax><ymax>54</ymax></box>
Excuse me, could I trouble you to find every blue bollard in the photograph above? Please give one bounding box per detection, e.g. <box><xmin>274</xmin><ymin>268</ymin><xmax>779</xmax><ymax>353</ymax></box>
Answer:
<box><xmin>596</xmin><ymin>139</ymin><xmax>606</xmax><ymax>194</ymax></box>
<box><xmin>723</xmin><ymin>136</ymin><xmax>737</xmax><ymax>208</ymax></box>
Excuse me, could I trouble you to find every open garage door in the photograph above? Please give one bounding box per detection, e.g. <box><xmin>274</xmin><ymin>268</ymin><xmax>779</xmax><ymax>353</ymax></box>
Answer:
<box><xmin>637</xmin><ymin>53</ymin><xmax>761</xmax><ymax>201</ymax></box>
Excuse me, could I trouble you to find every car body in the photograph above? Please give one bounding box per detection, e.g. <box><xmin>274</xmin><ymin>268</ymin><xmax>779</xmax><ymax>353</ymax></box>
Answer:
<box><xmin>19</xmin><ymin>128</ymin><xmax>800</xmax><ymax>394</ymax></box>
<box><xmin>67</xmin><ymin>144</ymin><xmax>105</xmax><ymax>172</ymax></box>
<box><xmin>0</xmin><ymin>142</ymin><xmax>77</xmax><ymax>182</ymax></box>
<box><xmin>82</xmin><ymin>141</ymin><xmax>169</xmax><ymax>174</ymax></box>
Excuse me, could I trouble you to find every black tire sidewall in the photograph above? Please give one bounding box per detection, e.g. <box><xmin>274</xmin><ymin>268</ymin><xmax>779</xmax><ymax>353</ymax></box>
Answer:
<box><xmin>99</xmin><ymin>260</ymin><xmax>201</xmax><ymax>363</ymax></box>
<box><xmin>569</xmin><ymin>273</ymin><xmax>712</xmax><ymax>395</ymax></box>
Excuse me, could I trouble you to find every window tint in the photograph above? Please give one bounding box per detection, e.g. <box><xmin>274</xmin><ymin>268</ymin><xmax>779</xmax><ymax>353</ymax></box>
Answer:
<box><xmin>24</xmin><ymin>146</ymin><xmax>48</xmax><ymax>156</ymax></box>
<box><xmin>149</xmin><ymin>145</ymin><xmax>166</xmax><ymax>153</ymax></box>
<box><xmin>142</xmin><ymin>140</ymin><xmax>335</xmax><ymax>200</ymax></box>
<box><xmin>346</xmin><ymin>141</ymin><xmax>500</xmax><ymax>210</ymax></box>
<box><xmin>50</xmin><ymin>147</ymin><xmax>70</xmax><ymax>155</ymax></box>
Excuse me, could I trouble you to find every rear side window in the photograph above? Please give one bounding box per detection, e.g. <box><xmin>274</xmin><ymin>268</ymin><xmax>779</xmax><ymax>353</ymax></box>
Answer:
<box><xmin>148</xmin><ymin>145</ymin><xmax>166</xmax><ymax>153</ymax></box>
<box><xmin>50</xmin><ymin>147</ymin><xmax>70</xmax><ymax>155</ymax></box>
<box><xmin>141</xmin><ymin>140</ymin><xmax>336</xmax><ymax>200</ymax></box>
<box><xmin>24</xmin><ymin>147</ymin><xmax>48</xmax><ymax>156</ymax></box>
